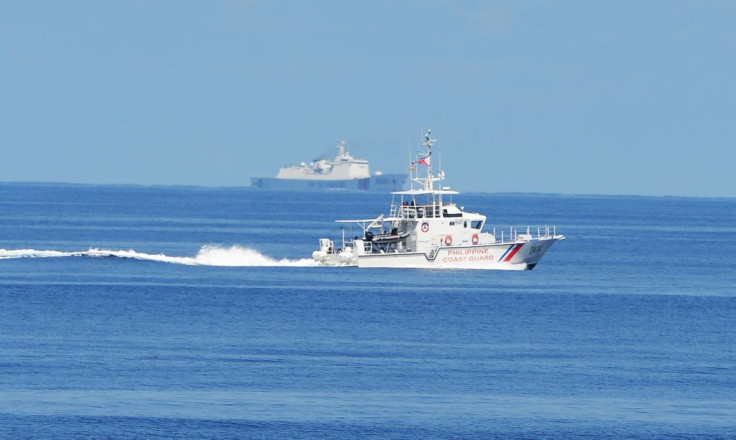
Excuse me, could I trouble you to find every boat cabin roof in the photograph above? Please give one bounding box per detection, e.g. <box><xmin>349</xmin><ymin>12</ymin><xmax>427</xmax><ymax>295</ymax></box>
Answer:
<box><xmin>391</xmin><ymin>189</ymin><xmax>459</xmax><ymax>195</ymax></box>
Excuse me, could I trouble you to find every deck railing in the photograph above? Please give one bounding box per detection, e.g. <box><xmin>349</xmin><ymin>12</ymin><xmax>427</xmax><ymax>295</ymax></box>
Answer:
<box><xmin>488</xmin><ymin>225</ymin><xmax>559</xmax><ymax>244</ymax></box>
<box><xmin>390</xmin><ymin>204</ymin><xmax>453</xmax><ymax>219</ymax></box>
<box><xmin>353</xmin><ymin>225</ymin><xmax>559</xmax><ymax>255</ymax></box>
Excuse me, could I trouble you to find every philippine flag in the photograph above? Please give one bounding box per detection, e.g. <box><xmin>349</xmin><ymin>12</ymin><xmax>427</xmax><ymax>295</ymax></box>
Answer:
<box><xmin>417</xmin><ymin>156</ymin><xmax>431</xmax><ymax>166</ymax></box>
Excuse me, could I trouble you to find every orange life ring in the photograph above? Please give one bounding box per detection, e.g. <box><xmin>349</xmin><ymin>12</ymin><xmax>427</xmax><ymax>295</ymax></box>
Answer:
<box><xmin>471</xmin><ymin>234</ymin><xmax>479</xmax><ymax>245</ymax></box>
<box><xmin>444</xmin><ymin>235</ymin><xmax>453</xmax><ymax>246</ymax></box>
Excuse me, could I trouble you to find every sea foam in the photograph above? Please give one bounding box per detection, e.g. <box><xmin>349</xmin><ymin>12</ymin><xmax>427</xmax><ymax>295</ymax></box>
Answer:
<box><xmin>0</xmin><ymin>245</ymin><xmax>316</xmax><ymax>267</ymax></box>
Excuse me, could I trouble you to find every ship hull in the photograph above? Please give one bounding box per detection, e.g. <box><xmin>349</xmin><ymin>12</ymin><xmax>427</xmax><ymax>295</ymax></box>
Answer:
<box><xmin>358</xmin><ymin>238</ymin><xmax>559</xmax><ymax>270</ymax></box>
<box><xmin>315</xmin><ymin>237</ymin><xmax>561</xmax><ymax>270</ymax></box>
<box><xmin>251</xmin><ymin>174</ymin><xmax>406</xmax><ymax>191</ymax></box>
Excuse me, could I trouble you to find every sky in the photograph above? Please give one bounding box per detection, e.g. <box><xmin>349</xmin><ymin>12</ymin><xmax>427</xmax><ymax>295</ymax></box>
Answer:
<box><xmin>1</xmin><ymin>1</ymin><xmax>735</xmax><ymax>197</ymax></box>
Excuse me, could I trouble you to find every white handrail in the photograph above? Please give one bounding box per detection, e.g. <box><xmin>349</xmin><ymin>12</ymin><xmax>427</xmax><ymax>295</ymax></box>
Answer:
<box><xmin>486</xmin><ymin>225</ymin><xmax>559</xmax><ymax>243</ymax></box>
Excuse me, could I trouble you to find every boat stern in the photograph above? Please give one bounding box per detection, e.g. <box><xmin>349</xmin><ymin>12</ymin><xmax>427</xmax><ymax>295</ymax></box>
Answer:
<box><xmin>312</xmin><ymin>238</ymin><xmax>358</xmax><ymax>266</ymax></box>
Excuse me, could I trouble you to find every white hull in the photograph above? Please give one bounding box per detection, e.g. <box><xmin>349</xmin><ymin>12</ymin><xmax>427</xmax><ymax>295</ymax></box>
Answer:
<box><xmin>317</xmin><ymin>237</ymin><xmax>561</xmax><ymax>270</ymax></box>
<box><xmin>251</xmin><ymin>174</ymin><xmax>405</xmax><ymax>192</ymax></box>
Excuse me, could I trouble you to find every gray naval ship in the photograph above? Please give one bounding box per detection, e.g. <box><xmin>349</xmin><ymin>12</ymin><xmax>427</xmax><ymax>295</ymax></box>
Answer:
<box><xmin>251</xmin><ymin>140</ymin><xmax>406</xmax><ymax>191</ymax></box>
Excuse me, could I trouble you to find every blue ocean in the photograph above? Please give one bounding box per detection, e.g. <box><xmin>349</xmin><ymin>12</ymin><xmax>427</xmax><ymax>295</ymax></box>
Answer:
<box><xmin>1</xmin><ymin>183</ymin><xmax>734</xmax><ymax>439</ymax></box>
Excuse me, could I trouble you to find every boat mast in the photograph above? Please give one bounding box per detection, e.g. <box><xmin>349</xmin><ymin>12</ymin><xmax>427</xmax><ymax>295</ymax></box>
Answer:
<box><xmin>408</xmin><ymin>130</ymin><xmax>445</xmax><ymax>212</ymax></box>
<box><xmin>412</xmin><ymin>131</ymin><xmax>436</xmax><ymax>189</ymax></box>
<box><xmin>421</xmin><ymin>130</ymin><xmax>444</xmax><ymax>210</ymax></box>
<box><xmin>423</xmin><ymin>130</ymin><xmax>434</xmax><ymax>191</ymax></box>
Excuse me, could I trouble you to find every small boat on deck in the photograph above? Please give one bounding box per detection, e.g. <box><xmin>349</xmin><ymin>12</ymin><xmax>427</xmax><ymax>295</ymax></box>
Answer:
<box><xmin>312</xmin><ymin>131</ymin><xmax>564</xmax><ymax>270</ymax></box>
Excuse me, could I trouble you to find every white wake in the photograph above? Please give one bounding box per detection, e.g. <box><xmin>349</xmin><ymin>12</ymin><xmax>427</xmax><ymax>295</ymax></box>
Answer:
<box><xmin>0</xmin><ymin>245</ymin><xmax>316</xmax><ymax>267</ymax></box>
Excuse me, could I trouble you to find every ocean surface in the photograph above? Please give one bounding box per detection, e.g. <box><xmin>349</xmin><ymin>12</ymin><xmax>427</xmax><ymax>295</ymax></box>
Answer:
<box><xmin>1</xmin><ymin>182</ymin><xmax>734</xmax><ymax>439</ymax></box>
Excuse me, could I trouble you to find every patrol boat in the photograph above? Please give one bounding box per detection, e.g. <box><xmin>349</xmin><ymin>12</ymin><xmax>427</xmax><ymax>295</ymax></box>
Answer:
<box><xmin>311</xmin><ymin>131</ymin><xmax>564</xmax><ymax>270</ymax></box>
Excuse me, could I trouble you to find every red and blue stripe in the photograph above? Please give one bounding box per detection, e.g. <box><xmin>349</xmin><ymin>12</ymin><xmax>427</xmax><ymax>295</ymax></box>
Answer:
<box><xmin>499</xmin><ymin>243</ymin><xmax>524</xmax><ymax>262</ymax></box>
